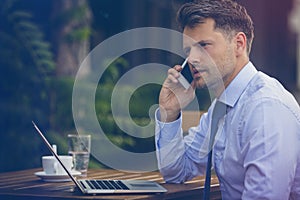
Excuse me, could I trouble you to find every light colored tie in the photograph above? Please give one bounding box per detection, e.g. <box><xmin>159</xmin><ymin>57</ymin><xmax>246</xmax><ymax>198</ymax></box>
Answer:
<box><xmin>203</xmin><ymin>101</ymin><xmax>227</xmax><ymax>200</ymax></box>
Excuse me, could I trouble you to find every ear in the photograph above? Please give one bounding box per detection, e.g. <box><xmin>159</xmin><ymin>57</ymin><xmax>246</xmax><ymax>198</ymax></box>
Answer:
<box><xmin>235</xmin><ymin>32</ymin><xmax>247</xmax><ymax>56</ymax></box>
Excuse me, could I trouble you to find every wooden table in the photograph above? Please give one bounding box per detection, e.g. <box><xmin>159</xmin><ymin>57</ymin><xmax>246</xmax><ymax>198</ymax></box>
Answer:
<box><xmin>0</xmin><ymin>168</ymin><xmax>221</xmax><ymax>199</ymax></box>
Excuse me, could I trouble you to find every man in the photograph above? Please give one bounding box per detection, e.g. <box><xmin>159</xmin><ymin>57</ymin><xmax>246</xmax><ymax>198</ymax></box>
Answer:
<box><xmin>155</xmin><ymin>0</ymin><xmax>300</xmax><ymax>199</ymax></box>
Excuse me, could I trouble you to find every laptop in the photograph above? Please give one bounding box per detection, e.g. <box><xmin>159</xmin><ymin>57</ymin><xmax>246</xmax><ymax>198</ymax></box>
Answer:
<box><xmin>32</xmin><ymin>121</ymin><xmax>167</xmax><ymax>194</ymax></box>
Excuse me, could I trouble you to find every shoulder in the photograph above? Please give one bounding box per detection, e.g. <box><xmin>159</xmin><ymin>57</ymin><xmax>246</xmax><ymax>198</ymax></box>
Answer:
<box><xmin>240</xmin><ymin>71</ymin><xmax>300</xmax><ymax>120</ymax></box>
<box><xmin>235</xmin><ymin>74</ymin><xmax>300</xmax><ymax>148</ymax></box>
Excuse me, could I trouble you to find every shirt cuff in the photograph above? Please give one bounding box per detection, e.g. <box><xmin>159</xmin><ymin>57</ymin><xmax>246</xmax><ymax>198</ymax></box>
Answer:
<box><xmin>155</xmin><ymin>108</ymin><xmax>182</xmax><ymax>141</ymax></box>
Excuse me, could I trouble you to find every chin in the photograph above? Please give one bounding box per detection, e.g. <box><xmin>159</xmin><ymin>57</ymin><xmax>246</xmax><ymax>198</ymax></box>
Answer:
<box><xmin>194</xmin><ymin>78</ymin><xmax>206</xmax><ymax>89</ymax></box>
<box><xmin>195</xmin><ymin>80</ymin><xmax>207</xmax><ymax>89</ymax></box>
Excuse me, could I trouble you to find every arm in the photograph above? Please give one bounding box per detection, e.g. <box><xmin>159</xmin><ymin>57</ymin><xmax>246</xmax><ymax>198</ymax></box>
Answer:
<box><xmin>155</xmin><ymin>63</ymin><xmax>203</xmax><ymax>183</ymax></box>
<box><xmin>155</xmin><ymin>108</ymin><xmax>209</xmax><ymax>183</ymax></box>
<box><xmin>241</xmin><ymin>99</ymin><xmax>299</xmax><ymax>199</ymax></box>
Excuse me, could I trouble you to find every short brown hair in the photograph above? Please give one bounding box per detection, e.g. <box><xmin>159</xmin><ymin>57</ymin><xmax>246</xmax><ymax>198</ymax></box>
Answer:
<box><xmin>177</xmin><ymin>0</ymin><xmax>254</xmax><ymax>55</ymax></box>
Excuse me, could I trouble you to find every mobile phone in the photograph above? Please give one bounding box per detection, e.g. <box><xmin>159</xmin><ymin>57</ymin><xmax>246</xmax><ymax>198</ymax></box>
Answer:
<box><xmin>178</xmin><ymin>58</ymin><xmax>193</xmax><ymax>89</ymax></box>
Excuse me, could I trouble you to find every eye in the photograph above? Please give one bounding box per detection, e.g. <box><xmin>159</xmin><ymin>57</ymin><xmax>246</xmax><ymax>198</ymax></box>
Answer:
<box><xmin>199</xmin><ymin>42</ymin><xmax>209</xmax><ymax>47</ymax></box>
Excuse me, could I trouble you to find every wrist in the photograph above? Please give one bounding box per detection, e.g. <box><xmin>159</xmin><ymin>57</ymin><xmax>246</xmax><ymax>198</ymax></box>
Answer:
<box><xmin>159</xmin><ymin>106</ymin><xmax>180</xmax><ymax>122</ymax></box>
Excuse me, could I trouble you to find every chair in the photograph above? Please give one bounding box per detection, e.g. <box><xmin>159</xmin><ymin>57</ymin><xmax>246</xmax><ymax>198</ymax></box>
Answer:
<box><xmin>181</xmin><ymin>111</ymin><xmax>204</xmax><ymax>133</ymax></box>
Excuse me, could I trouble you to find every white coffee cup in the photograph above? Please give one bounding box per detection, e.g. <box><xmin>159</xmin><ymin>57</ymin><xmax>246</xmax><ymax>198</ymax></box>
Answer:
<box><xmin>42</xmin><ymin>155</ymin><xmax>73</xmax><ymax>175</ymax></box>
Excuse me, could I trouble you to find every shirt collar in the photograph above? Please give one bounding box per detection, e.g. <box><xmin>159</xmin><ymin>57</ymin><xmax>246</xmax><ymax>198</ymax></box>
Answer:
<box><xmin>218</xmin><ymin>62</ymin><xmax>257</xmax><ymax>107</ymax></box>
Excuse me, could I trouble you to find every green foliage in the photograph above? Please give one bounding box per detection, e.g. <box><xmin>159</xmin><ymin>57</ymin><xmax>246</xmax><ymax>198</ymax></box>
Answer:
<box><xmin>66</xmin><ymin>27</ymin><xmax>91</xmax><ymax>42</ymax></box>
<box><xmin>0</xmin><ymin>0</ymin><xmax>210</xmax><ymax>173</ymax></box>
<box><xmin>99</xmin><ymin>57</ymin><xmax>130</xmax><ymax>85</ymax></box>
<box><xmin>46</xmin><ymin>77</ymin><xmax>75</xmax><ymax>132</ymax></box>
<box><xmin>53</xmin><ymin>4</ymin><xmax>90</xmax><ymax>28</ymax></box>
<box><xmin>52</xmin><ymin>3</ymin><xmax>92</xmax><ymax>43</ymax></box>
<box><xmin>45</xmin><ymin>57</ymin><xmax>158</xmax><ymax>169</ymax></box>
<box><xmin>0</xmin><ymin>0</ymin><xmax>210</xmax><ymax>168</ymax></box>
<box><xmin>0</xmin><ymin>0</ymin><xmax>55</xmax><ymax>172</ymax></box>
<box><xmin>2</xmin><ymin>3</ymin><xmax>54</xmax><ymax>73</ymax></box>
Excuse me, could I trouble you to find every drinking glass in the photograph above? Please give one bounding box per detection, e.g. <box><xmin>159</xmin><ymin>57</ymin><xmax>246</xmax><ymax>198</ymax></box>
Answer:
<box><xmin>68</xmin><ymin>134</ymin><xmax>91</xmax><ymax>176</ymax></box>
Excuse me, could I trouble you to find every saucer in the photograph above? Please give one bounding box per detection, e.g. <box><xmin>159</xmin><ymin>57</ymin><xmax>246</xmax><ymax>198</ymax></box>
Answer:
<box><xmin>34</xmin><ymin>171</ymin><xmax>81</xmax><ymax>182</ymax></box>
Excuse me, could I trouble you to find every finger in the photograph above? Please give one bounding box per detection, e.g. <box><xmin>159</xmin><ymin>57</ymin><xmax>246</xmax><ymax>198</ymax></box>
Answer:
<box><xmin>167</xmin><ymin>68</ymin><xmax>180</xmax><ymax>79</ymax></box>
<box><xmin>173</xmin><ymin>65</ymin><xmax>183</xmax><ymax>72</ymax></box>
<box><xmin>191</xmin><ymin>80</ymin><xmax>196</xmax><ymax>89</ymax></box>
<box><xmin>166</xmin><ymin>73</ymin><xmax>179</xmax><ymax>84</ymax></box>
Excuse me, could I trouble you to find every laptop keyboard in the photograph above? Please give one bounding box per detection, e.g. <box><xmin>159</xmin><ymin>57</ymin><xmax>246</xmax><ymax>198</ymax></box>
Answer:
<box><xmin>85</xmin><ymin>180</ymin><xmax>130</xmax><ymax>190</ymax></box>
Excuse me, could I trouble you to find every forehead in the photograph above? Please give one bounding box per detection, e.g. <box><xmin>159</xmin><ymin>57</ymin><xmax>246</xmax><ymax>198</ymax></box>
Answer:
<box><xmin>182</xmin><ymin>18</ymin><xmax>225</xmax><ymax>44</ymax></box>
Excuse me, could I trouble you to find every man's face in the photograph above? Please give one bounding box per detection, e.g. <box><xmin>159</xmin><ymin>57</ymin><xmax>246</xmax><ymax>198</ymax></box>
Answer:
<box><xmin>183</xmin><ymin>18</ymin><xmax>237</xmax><ymax>92</ymax></box>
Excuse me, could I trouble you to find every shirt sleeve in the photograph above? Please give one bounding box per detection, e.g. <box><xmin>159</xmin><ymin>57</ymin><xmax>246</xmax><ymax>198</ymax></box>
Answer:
<box><xmin>155</xmin><ymin>108</ymin><xmax>209</xmax><ymax>183</ymax></box>
<box><xmin>240</xmin><ymin>98</ymin><xmax>299</xmax><ymax>199</ymax></box>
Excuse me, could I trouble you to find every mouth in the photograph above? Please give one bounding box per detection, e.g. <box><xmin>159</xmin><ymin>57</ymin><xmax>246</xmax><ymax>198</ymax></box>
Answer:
<box><xmin>192</xmin><ymin>68</ymin><xmax>207</xmax><ymax>79</ymax></box>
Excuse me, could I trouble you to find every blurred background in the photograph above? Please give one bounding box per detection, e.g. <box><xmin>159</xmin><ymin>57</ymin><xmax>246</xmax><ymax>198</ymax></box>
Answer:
<box><xmin>0</xmin><ymin>0</ymin><xmax>299</xmax><ymax>172</ymax></box>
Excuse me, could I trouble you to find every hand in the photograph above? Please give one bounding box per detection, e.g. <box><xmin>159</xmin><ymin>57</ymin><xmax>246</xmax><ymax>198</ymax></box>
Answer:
<box><xmin>159</xmin><ymin>65</ymin><xmax>196</xmax><ymax>122</ymax></box>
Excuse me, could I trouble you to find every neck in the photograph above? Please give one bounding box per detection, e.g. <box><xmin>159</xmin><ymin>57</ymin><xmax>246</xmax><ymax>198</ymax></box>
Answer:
<box><xmin>214</xmin><ymin>57</ymin><xmax>249</xmax><ymax>98</ymax></box>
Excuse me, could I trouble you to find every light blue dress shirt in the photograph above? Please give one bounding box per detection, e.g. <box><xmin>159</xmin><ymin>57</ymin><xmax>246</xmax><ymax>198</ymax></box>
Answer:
<box><xmin>155</xmin><ymin>62</ymin><xmax>300</xmax><ymax>199</ymax></box>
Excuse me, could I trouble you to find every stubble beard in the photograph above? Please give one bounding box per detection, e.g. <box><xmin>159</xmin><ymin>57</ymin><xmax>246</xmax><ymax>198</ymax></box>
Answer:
<box><xmin>194</xmin><ymin>47</ymin><xmax>235</xmax><ymax>97</ymax></box>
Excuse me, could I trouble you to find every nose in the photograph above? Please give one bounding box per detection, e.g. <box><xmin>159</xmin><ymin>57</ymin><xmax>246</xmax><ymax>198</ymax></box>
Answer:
<box><xmin>188</xmin><ymin>46</ymin><xmax>201</xmax><ymax>67</ymax></box>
